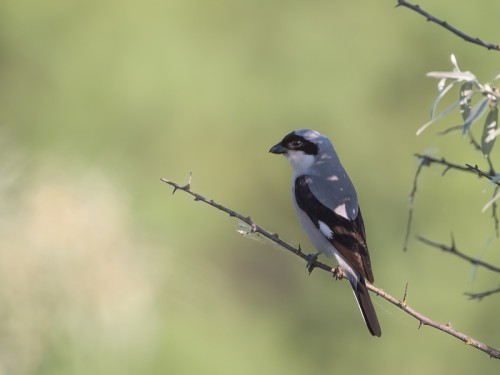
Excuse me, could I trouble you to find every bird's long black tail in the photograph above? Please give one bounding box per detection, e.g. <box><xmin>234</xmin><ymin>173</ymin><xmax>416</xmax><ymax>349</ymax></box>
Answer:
<box><xmin>352</xmin><ymin>278</ymin><xmax>381</xmax><ymax>337</ymax></box>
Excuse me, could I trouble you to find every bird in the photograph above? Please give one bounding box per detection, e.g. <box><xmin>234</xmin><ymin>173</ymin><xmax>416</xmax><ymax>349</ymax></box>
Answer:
<box><xmin>269</xmin><ymin>129</ymin><xmax>381</xmax><ymax>337</ymax></box>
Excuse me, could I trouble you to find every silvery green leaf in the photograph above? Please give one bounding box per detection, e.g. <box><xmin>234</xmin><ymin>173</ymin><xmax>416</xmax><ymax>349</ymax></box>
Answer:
<box><xmin>490</xmin><ymin>173</ymin><xmax>500</xmax><ymax>185</ymax></box>
<box><xmin>481</xmin><ymin>107</ymin><xmax>499</xmax><ymax>156</ymax></box>
<box><xmin>491</xmin><ymin>72</ymin><xmax>500</xmax><ymax>83</ymax></box>
<box><xmin>417</xmin><ymin>98</ymin><xmax>461</xmax><ymax>136</ymax></box>
<box><xmin>482</xmin><ymin>190</ymin><xmax>500</xmax><ymax>213</ymax></box>
<box><xmin>437</xmin><ymin>78</ymin><xmax>447</xmax><ymax>92</ymax></box>
<box><xmin>427</xmin><ymin>71</ymin><xmax>476</xmax><ymax>82</ymax></box>
<box><xmin>459</xmin><ymin>82</ymin><xmax>473</xmax><ymax>122</ymax></box>
<box><xmin>463</xmin><ymin>97</ymin><xmax>490</xmax><ymax>135</ymax></box>
<box><xmin>430</xmin><ymin>80</ymin><xmax>459</xmax><ymax>119</ymax></box>
<box><xmin>450</xmin><ymin>54</ymin><xmax>460</xmax><ymax>71</ymax></box>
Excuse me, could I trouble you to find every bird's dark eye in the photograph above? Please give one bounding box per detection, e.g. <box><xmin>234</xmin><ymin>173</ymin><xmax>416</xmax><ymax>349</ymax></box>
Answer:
<box><xmin>280</xmin><ymin>132</ymin><xmax>318</xmax><ymax>155</ymax></box>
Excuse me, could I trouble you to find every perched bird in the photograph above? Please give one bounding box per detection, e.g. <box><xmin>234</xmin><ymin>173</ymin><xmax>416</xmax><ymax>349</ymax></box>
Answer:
<box><xmin>269</xmin><ymin>129</ymin><xmax>381</xmax><ymax>337</ymax></box>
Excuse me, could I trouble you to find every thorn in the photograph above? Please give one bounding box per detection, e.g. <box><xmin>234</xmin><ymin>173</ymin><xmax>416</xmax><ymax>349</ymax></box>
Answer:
<box><xmin>295</xmin><ymin>244</ymin><xmax>303</xmax><ymax>256</ymax></box>
<box><xmin>184</xmin><ymin>172</ymin><xmax>192</xmax><ymax>191</ymax></box>
<box><xmin>305</xmin><ymin>253</ymin><xmax>319</xmax><ymax>275</ymax></box>
<box><xmin>418</xmin><ymin>321</ymin><xmax>423</xmax><ymax>330</ymax></box>
<box><xmin>172</xmin><ymin>186</ymin><xmax>178</xmax><ymax>195</ymax></box>
<box><xmin>402</xmin><ymin>282</ymin><xmax>409</xmax><ymax>307</ymax></box>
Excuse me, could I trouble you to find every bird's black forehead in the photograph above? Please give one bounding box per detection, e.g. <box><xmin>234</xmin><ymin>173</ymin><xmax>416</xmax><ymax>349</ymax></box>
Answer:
<box><xmin>280</xmin><ymin>132</ymin><xmax>319</xmax><ymax>155</ymax></box>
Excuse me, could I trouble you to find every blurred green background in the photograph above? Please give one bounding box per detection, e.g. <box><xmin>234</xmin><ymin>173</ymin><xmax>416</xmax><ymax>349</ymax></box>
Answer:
<box><xmin>1</xmin><ymin>0</ymin><xmax>500</xmax><ymax>374</ymax></box>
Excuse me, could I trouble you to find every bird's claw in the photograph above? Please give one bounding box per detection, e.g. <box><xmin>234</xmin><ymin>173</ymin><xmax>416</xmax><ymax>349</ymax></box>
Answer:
<box><xmin>332</xmin><ymin>266</ymin><xmax>345</xmax><ymax>280</ymax></box>
<box><xmin>305</xmin><ymin>252</ymin><xmax>320</xmax><ymax>274</ymax></box>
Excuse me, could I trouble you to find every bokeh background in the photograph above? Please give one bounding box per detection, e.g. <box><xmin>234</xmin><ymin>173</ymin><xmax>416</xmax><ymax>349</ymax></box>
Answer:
<box><xmin>1</xmin><ymin>0</ymin><xmax>500</xmax><ymax>374</ymax></box>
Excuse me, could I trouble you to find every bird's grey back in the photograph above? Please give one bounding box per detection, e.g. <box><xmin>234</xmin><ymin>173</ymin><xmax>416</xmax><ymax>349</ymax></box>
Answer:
<box><xmin>295</xmin><ymin>129</ymin><xmax>359</xmax><ymax>220</ymax></box>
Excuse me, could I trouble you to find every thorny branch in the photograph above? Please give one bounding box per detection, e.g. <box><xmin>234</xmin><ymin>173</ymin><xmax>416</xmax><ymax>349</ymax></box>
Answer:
<box><xmin>413</xmin><ymin>154</ymin><xmax>497</xmax><ymax>181</ymax></box>
<box><xmin>417</xmin><ymin>236</ymin><xmax>500</xmax><ymax>274</ymax></box>
<box><xmin>161</xmin><ymin>176</ymin><xmax>500</xmax><ymax>359</ymax></box>
<box><xmin>465</xmin><ymin>286</ymin><xmax>500</xmax><ymax>301</ymax></box>
<box><xmin>403</xmin><ymin>156</ymin><xmax>430</xmax><ymax>251</ymax></box>
<box><xmin>466</xmin><ymin>132</ymin><xmax>495</xmax><ymax>176</ymax></box>
<box><xmin>404</xmin><ymin>154</ymin><xmax>500</xmax><ymax>250</ymax></box>
<box><xmin>396</xmin><ymin>0</ymin><xmax>500</xmax><ymax>51</ymax></box>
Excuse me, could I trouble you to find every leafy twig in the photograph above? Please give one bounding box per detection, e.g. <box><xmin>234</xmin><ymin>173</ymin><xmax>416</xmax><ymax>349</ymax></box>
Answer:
<box><xmin>161</xmin><ymin>176</ymin><xmax>500</xmax><ymax>359</ymax></box>
<box><xmin>396</xmin><ymin>0</ymin><xmax>500</xmax><ymax>51</ymax></box>
<box><xmin>467</xmin><ymin>133</ymin><xmax>496</xmax><ymax>175</ymax></box>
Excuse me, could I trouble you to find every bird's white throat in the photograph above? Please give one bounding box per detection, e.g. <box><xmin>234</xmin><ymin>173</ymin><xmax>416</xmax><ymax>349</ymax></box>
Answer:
<box><xmin>286</xmin><ymin>150</ymin><xmax>315</xmax><ymax>175</ymax></box>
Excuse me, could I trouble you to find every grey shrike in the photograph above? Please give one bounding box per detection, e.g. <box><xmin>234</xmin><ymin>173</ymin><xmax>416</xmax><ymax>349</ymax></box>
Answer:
<box><xmin>269</xmin><ymin>129</ymin><xmax>381</xmax><ymax>337</ymax></box>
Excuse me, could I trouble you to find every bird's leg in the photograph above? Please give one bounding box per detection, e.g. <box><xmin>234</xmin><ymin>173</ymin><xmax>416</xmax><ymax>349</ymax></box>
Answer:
<box><xmin>332</xmin><ymin>266</ymin><xmax>345</xmax><ymax>280</ymax></box>
<box><xmin>305</xmin><ymin>251</ymin><xmax>321</xmax><ymax>274</ymax></box>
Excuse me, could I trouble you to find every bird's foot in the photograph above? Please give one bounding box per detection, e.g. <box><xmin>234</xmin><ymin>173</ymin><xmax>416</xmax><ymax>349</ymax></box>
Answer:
<box><xmin>332</xmin><ymin>266</ymin><xmax>345</xmax><ymax>280</ymax></box>
<box><xmin>305</xmin><ymin>252</ymin><xmax>320</xmax><ymax>274</ymax></box>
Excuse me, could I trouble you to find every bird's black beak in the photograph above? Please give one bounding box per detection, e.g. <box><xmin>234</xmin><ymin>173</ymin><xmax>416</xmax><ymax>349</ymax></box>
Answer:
<box><xmin>269</xmin><ymin>143</ymin><xmax>288</xmax><ymax>154</ymax></box>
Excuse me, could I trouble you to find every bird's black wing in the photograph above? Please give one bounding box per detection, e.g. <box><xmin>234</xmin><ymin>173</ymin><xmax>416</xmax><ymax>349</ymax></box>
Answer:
<box><xmin>294</xmin><ymin>175</ymin><xmax>374</xmax><ymax>283</ymax></box>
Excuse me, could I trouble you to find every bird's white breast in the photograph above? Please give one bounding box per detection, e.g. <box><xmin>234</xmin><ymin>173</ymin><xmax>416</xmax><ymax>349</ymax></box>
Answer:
<box><xmin>292</xmin><ymin>183</ymin><xmax>359</xmax><ymax>286</ymax></box>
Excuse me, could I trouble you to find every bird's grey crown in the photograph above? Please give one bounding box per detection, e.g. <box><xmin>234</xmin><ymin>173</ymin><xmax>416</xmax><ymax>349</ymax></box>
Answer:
<box><xmin>293</xmin><ymin>129</ymin><xmax>324</xmax><ymax>142</ymax></box>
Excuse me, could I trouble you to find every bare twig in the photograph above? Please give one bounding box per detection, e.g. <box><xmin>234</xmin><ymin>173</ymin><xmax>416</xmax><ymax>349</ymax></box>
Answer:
<box><xmin>417</xmin><ymin>235</ymin><xmax>500</xmax><ymax>274</ymax></box>
<box><xmin>465</xmin><ymin>286</ymin><xmax>500</xmax><ymax>301</ymax></box>
<box><xmin>366</xmin><ymin>283</ymin><xmax>500</xmax><ymax>355</ymax></box>
<box><xmin>396</xmin><ymin>0</ymin><xmax>500</xmax><ymax>51</ymax></box>
<box><xmin>412</xmin><ymin>155</ymin><xmax>498</xmax><ymax>184</ymax></box>
<box><xmin>404</xmin><ymin>154</ymin><xmax>496</xmax><ymax>251</ymax></box>
<box><xmin>492</xmin><ymin>186</ymin><xmax>500</xmax><ymax>237</ymax></box>
<box><xmin>413</xmin><ymin>154</ymin><xmax>474</xmax><ymax>176</ymax></box>
<box><xmin>161</xmin><ymin>177</ymin><xmax>331</xmax><ymax>273</ymax></box>
<box><xmin>406</xmin><ymin>155</ymin><xmax>500</xmax><ymax>240</ymax></box>
<box><xmin>161</xmin><ymin>176</ymin><xmax>500</xmax><ymax>359</ymax></box>
<box><xmin>465</xmin><ymin>164</ymin><xmax>499</xmax><ymax>185</ymax></box>
<box><xmin>467</xmin><ymin>133</ymin><xmax>496</xmax><ymax>175</ymax></box>
<box><xmin>403</xmin><ymin>156</ymin><xmax>429</xmax><ymax>251</ymax></box>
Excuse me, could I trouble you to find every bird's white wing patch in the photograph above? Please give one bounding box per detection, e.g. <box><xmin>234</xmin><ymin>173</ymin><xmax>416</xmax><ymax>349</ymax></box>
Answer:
<box><xmin>334</xmin><ymin>203</ymin><xmax>348</xmax><ymax>219</ymax></box>
<box><xmin>318</xmin><ymin>220</ymin><xmax>334</xmax><ymax>239</ymax></box>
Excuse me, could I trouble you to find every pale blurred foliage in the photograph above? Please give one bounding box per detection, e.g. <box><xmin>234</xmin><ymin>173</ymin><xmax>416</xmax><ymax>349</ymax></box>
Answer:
<box><xmin>0</xmin><ymin>148</ymin><xmax>161</xmax><ymax>374</ymax></box>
